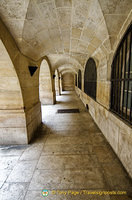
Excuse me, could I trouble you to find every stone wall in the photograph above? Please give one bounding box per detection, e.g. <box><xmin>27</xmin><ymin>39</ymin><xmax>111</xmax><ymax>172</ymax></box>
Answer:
<box><xmin>0</xmin><ymin>18</ymin><xmax>42</xmax><ymax>144</ymax></box>
<box><xmin>74</xmin><ymin>15</ymin><xmax>132</xmax><ymax>178</ymax></box>
<box><xmin>62</xmin><ymin>73</ymin><xmax>74</xmax><ymax>91</ymax></box>
<box><xmin>39</xmin><ymin>59</ymin><xmax>56</xmax><ymax>105</ymax></box>
<box><xmin>0</xmin><ymin>109</ymin><xmax>27</xmax><ymax>144</ymax></box>
<box><xmin>25</xmin><ymin>102</ymin><xmax>42</xmax><ymax>142</ymax></box>
<box><xmin>75</xmin><ymin>87</ymin><xmax>132</xmax><ymax>178</ymax></box>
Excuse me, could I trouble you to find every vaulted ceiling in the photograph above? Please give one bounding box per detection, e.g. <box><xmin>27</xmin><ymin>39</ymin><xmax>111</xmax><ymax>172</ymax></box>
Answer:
<box><xmin>0</xmin><ymin>0</ymin><xmax>131</xmax><ymax>71</ymax></box>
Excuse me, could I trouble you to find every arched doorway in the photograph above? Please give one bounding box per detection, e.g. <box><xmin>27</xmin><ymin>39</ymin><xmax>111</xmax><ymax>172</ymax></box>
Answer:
<box><xmin>84</xmin><ymin>58</ymin><xmax>97</xmax><ymax>100</ymax></box>
<box><xmin>39</xmin><ymin>59</ymin><xmax>56</xmax><ymax>105</ymax></box>
<box><xmin>0</xmin><ymin>39</ymin><xmax>27</xmax><ymax>144</ymax></box>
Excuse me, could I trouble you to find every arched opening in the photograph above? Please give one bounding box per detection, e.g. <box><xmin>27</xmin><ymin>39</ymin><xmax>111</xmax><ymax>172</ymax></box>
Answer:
<box><xmin>111</xmin><ymin>24</ymin><xmax>132</xmax><ymax>124</ymax></box>
<box><xmin>62</xmin><ymin>73</ymin><xmax>74</xmax><ymax>91</ymax></box>
<box><xmin>39</xmin><ymin>59</ymin><xmax>55</xmax><ymax>105</ymax></box>
<box><xmin>0</xmin><ymin>39</ymin><xmax>27</xmax><ymax>144</ymax></box>
<box><xmin>84</xmin><ymin>58</ymin><xmax>97</xmax><ymax>100</ymax></box>
<box><xmin>78</xmin><ymin>70</ymin><xmax>82</xmax><ymax>90</ymax></box>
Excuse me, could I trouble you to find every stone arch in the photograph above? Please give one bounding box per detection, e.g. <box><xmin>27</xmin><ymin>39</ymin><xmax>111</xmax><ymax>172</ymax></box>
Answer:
<box><xmin>78</xmin><ymin>69</ymin><xmax>82</xmax><ymax>90</ymax></box>
<box><xmin>58</xmin><ymin>64</ymin><xmax>78</xmax><ymax>74</ymax></box>
<box><xmin>60</xmin><ymin>69</ymin><xmax>76</xmax><ymax>75</ymax></box>
<box><xmin>0</xmin><ymin>39</ymin><xmax>27</xmax><ymax>144</ymax></box>
<box><xmin>62</xmin><ymin>71</ymin><xmax>75</xmax><ymax>76</ymax></box>
<box><xmin>0</xmin><ymin>40</ymin><xmax>24</xmax><ymax>109</ymax></box>
<box><xmin>107</xmin><ymin>14</ymin><xmax>132</xmax><ymax>81</ymax></box>
<box><xmin>84</xmin><ymin>58</ymin><xmax>97</xmax><ymax>100</ymax></box>
<box><xmin>39</xmin><ymin>59</ymin><xmax>55</xmax><ymax>105</ymax></box>
<box><xmin>52</xmin><ymin>56</ymin><xmax>83</xmax><ymax>71</ymax></box>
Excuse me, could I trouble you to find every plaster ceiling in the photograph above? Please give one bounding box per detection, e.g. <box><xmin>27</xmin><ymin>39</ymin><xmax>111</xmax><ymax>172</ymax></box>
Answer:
<box><xmin>0</xmin><ymin>0</ymin><xmax>131</xmax><ymax>69</ymax></box>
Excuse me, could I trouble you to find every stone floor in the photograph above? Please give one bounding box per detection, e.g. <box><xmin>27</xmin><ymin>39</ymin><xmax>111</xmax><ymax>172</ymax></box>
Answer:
<box><xmin>0</xmin><ymin>91</ymin><xmax>132</xmax><ymax>200</ymax></box>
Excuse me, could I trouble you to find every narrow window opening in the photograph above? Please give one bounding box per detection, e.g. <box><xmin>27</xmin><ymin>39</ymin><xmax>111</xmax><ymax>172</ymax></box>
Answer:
<box><xmin>110</xmin><ymin>24</ymin><xmax>132</xmax><ymax>125</ymax></box>
<box><xmin>84</xmin><ymin>58</ymin><xmax>97</xmax><ymax>100</ymax></box>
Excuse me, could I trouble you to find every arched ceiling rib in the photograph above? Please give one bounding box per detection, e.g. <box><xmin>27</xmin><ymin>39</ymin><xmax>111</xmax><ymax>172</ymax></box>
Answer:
<box><xmin>61</xmin><ymin>70</ymin><xmax>75</xmax><ymax>75</ymax></box>
<box><xmin>58</xmin><ymin>65</ymin><xmax>77</xmax><ymax>74</ymax></box>
<box><xmin>47</xmin><ymin>54</ymin><xmax>83</xmax><ymax>70</ymax></box>
<box><xmin>0</xmin><ymin>0</ymin><xmax>131</xmax><ymax>67</ymax></box>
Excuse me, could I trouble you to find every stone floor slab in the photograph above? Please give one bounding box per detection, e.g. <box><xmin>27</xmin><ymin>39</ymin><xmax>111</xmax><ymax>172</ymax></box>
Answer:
<box><xmin>0</xmin><ymin>156</ymin><xmax>19</xmax><ymax>170</ymax></box>
<box><xmin>0</xmin><ymin>91</ymin><xmax>132</xmax><ymax>200</ymax></box>
<box><xmin>29</xmin><ymin>168</ymin><xmax>106</xmax><ymax>190</ymax></box>
<box><xmin>0</xmin><ymin>170</ymin><xmax>11</xmax><ymax>182</ymax></box>
<box><xmin>0</xmin><ymin>182</ymin><xmax>3</xmax><ymax>189</ymax></box>
<box><xmin>41</xmin><ymin>144</ymin><xmax>94</xmax><ymax>155</ymax></box>
<box><xmin>0</xmin><ymin>183</ymin><xmax>29</xmax><ymax>200</ymax></box>
<box><xmin>45</xmin><ymin>135</ymin><xmax>93</xmax><ymax>145</ymax></box>
<box><xmin>6</xmin><ymin>160</ymin><xmax>37</xmax><ymax>182</ymax></box>
<box><xmin>0</xmin><ymin>145</ymin><xmax>27</xmax><ymax>156</ymax></box>
<box><xmin>93</xmin><ymin>145</ymin><xmax>118</xmax><ymax>164</ymax></box>
<box><xmin>37</xmin><ymin>154</ymin><xmax>99</xmax><ymax>170</ymax></box>
<box><xmin>19</xmin><ymin>144</ymin><xmax>44</xmax><ymax>161</ymax></box>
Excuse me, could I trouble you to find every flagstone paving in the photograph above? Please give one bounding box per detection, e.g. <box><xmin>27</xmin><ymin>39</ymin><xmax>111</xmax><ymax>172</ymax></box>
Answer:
<box><xmin>0</xmin><ymin>91</ymin><xmax>132</xmax><ymax>200</ymax></box>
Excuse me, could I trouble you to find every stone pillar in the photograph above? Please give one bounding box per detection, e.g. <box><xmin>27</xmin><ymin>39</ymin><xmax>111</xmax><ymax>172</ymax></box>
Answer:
<box><xmin>39</xmin><ymin>60</ymin><xmax>56</xmax><ymax>105</ymax></box>
<box><xmin>55</xmin><ymin>70</ymin><xmax>61</xmax><ymax>96</ymax></box>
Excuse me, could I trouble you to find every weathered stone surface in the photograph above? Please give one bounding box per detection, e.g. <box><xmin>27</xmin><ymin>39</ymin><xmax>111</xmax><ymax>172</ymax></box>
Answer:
<box><xmin>0</xmin><ymin>0</ymin><xmax>130</xmax><ymax>68</ymax></box>
<box><xmin>0</xmin><ymin>1</ymin><xmax>131</xmax><ymax>197</ymax></box>
<box><xmin>6</xmin><ymin>160</ymin><xmax>37</xmax><ymax>182</ymax></box>
<box><xmin>0</xmin><ymin>183</ymin><xmax>29</xmax><ymax>200</ymax></box>
<box><xmin>25</xmin><ymin>102</ymin><xmax>42</xmax><ymax>143</ymax></box>
<box><xmin>75</xmin><ymin>87</ymin><xmax>132</xmax><ymax>178</ymax></box>
<box><xmin>39</xmin><ymin>59</ymin><xmax>56</xmax><ymax>105</ymax></box>
<box><xmin>0</xmin><ymin>91</ymin><xmax>131</xmax><ymax>200</ymax></box>
<box><xmin>55</xmin><ymin>69</ymin><xmax>61</xmax><ymax>95</ymax></box>
<box><xmin>19</xmin><ymin>143</ymin><xmax>43</xmax><ymax>161</ymax></box>
<box><xmin>37</xmin><ymin>154</ymin><xmax>99</xmax><ymax>170</ymax></box>
<box><xmin>96</xmin><ymin>81</ymin><xmax>111</xmax><ymax>109</ymax></box>
<box><xmin>0</xmin><ymin>20</ymin><xmax>42</xmax><ymax>145</ymax></box>
<box><xmin>62</xmin><ymin>73</ymin><xmax>74</xmax><ymax>91</ymax></box>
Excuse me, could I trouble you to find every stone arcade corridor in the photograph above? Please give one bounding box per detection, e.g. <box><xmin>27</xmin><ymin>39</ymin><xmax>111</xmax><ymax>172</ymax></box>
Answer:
<box><xmin>0</xmin><ymin>0</ymin><xmax>132</xmax><ymax>200</ymax></box>
<box><xmin>0</xmin><ymin>92</ymin><xmax>132</xmax><ymax>200</ymax></box>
